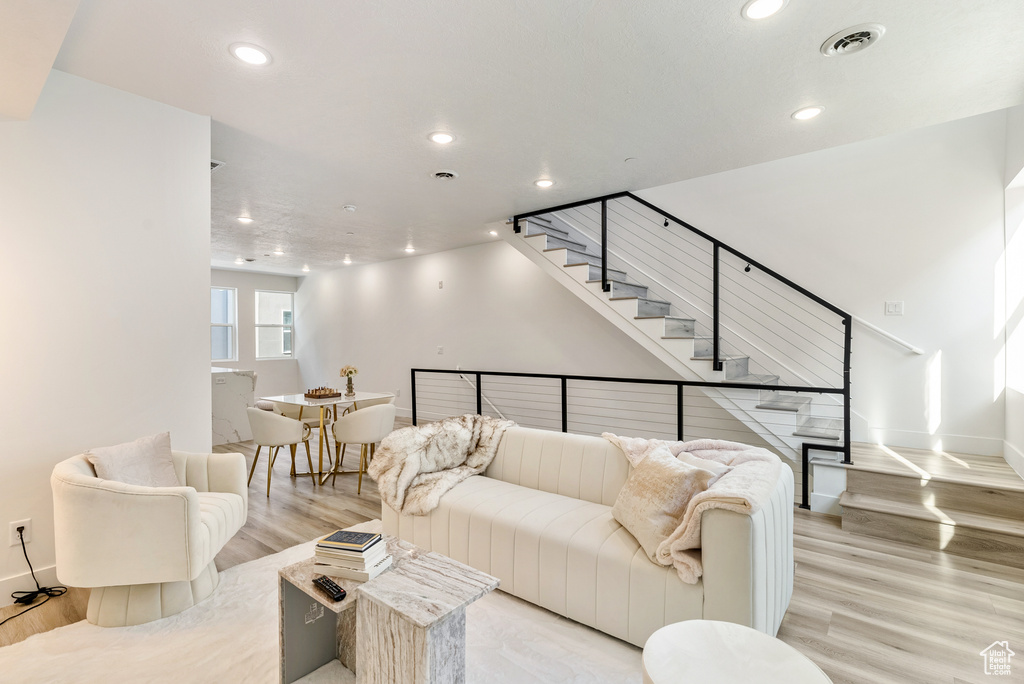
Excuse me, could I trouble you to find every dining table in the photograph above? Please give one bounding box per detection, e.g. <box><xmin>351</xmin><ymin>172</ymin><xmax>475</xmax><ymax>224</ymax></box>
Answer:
<box><xmin>259</xmin><ymin>392</ymin><xmax>394</xmax><ymax>484</ymax></box>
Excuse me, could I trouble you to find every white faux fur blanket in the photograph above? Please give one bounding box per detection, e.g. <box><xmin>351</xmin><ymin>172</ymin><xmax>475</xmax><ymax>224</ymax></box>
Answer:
<box><xmin>368</xmin><ymin>414</ymin><xmax>515</xmax><ymax>515</ymax></box>
<box><xmin>603</xmin><ymin>434</ymin><xmax>782</xmax><ymax>584</ymax></box>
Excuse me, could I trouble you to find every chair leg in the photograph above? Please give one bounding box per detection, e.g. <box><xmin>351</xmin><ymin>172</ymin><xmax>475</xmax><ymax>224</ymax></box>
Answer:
<box><xmin>290</xmin><ymin>443</ymin><xmax>297</xmax><ymax>477</ymax></box>
<box><xmin>248</xmin><ymin>445</ymin><xmax>262</xmax><ymax>486</ymax></box>
<box><xmin>357</xmin><ymin>444</ymin><xmax>367</xmax><ymax>495</ymax></box>
<box><xmin>304</xmin><ymin>440</ymin><xmax>316</xmax><ymax>485</ymax></box>
<box><xmin>267</xmin><ymin>446</ymin><xmax>279</xmax><ymax>497</ymax></box>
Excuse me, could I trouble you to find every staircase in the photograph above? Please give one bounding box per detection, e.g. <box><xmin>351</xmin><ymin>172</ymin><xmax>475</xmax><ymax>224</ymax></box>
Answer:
<box><xmin>837</xmin><ymin>444</ymin><xmax>1024</xmax><ymax>568</ymax></box>
<box><xmin>509</xmin><ymin>195</ymin><xmax>850</xmax><ymax>481</ymax></box>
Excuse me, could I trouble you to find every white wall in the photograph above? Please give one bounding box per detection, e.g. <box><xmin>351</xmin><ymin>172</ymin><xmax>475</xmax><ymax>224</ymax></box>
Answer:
<box><xmin>211</xmin><ymin>268</ymin><xmax>301</xmax><ymax>397</ymax></box>
<box><xmin>640</xmin><ymin>111</ymin><xmax>1008</xmax><ymax>456</ymax></box>
<box><xmin>1004</xmin><ymin>104</ymin><xmax>1024</xmax><ymax>475</ymax></box>
<box><xmin>0</xmin><ymin>70</ymin><xmax>210</xmax><ymax>601</ymax></box>
<box><xmin>296</xmin><ymin>241</ymin><xmax>673</xmax><ymax>404</ymax></box>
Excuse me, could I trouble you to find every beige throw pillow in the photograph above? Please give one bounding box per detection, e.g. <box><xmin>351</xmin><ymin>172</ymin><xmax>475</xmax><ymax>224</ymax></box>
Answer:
<box><xmin>612</xmin><ymin>446</ymin><xmax>717</xmax><ymax>564</ymax></box>
<box><xmin>86</xmin><ymin>432</ymin><xmax>180</xmax><ymax>488</ymax></box>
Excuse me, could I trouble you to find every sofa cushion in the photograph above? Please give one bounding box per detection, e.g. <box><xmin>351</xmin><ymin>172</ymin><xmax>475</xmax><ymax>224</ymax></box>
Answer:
<box><xmin>611</xmin><ymin>446</ymin><xmax>717</xmax><ymax>563</ymax></box>
<box><xmin>384</xmin><ymin>474</ymin><xmax>704</xmax><ymax>645</ymax></box>
<box><xmin>86</xmin><ymin>432</ymin><xmax>180</xmax><ymax>488</ymax></box>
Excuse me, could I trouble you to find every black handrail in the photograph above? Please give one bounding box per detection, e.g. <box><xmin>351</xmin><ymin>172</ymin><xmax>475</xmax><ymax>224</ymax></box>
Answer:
<box><xmin>510</xmin><ymin>189</ymin><xmax>855</xmax><ymax>499</ymax></box>
<box><xmin>411</xmin><ymin>368</ymin><xmax>848</xmax><ymax>509</ymax></box>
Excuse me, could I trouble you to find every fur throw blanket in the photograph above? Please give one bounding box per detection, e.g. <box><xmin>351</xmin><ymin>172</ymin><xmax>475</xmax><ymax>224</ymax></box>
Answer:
<box><xmin>603</xmin><ymin>434</ymin><xmax>782</xmax><ymax>584</ymax></box>
<box><xmin>368</xmin><ymin>414</ymin><xmax>515</xmax><ymax>515</ymax></box>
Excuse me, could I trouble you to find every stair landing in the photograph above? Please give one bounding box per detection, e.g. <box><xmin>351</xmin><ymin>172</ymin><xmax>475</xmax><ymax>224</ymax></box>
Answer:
<box><xmin>839</xmin><ymin>443</ymin><xmax>1024</xmax><ymax>569</ymax></box>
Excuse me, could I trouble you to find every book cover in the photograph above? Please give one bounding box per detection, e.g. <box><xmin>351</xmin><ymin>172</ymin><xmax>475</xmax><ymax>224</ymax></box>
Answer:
<box><xmin>314</xmin><ymin>536</ymin><xmax>383</xmax><ymax>558</ymax></box>
<box><xmin>316</xmin><ymin>530</ymin><xmax>381</xmax><ymax>550</ymax></box>
<box><xmin>315</xmin><ymin>555</ymin><xmax>393</xmax><ymax>582</ymax></box>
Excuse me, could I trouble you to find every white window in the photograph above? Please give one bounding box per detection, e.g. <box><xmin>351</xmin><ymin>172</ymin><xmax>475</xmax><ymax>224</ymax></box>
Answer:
<box><xmin>256</xmin><ymin>290</ymin><xmax>294</xmax><ymax>359</ymax></box>
<box><xmin>211</xmin><ymin>287</ymin><xmax>237</xmax><ymax>362</ymax></box>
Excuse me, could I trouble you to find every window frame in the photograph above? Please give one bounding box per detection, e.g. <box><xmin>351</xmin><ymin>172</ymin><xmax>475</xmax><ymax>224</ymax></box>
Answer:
<box><xmin>210</xmin><ymin>286</ymin><xmax>238</xmax><ymax>362</ymax></box>
<box><xmin>255</xmin><ymin>289</ymin><xmax>295</xmax><ymax>360</ymax></box>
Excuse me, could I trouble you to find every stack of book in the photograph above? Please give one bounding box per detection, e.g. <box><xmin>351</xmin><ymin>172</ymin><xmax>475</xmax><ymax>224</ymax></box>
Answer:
<box><xmin>314</xmin><ymin>530</ymin><xmax>392</xmax><ymax>582</ymax></box>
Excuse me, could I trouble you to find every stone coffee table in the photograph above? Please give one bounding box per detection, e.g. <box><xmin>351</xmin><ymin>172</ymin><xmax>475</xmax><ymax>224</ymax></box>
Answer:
<box><xmin>279</xmin><ymin>520</ymin><xmax>499</xmax><ymax>684</ymax></box>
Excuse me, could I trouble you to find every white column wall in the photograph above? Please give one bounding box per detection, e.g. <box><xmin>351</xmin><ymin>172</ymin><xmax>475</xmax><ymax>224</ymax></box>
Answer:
<box><xmin>1004</xmin><ymin>104</ymin><xmax>1024</xmax><ymax>476</ymax></box>
<box><xmin>210</xmin><ymin>268</ymin><xmax>301</xmax><ymax>398</ymax></box>
<box><xmin>640</xmin><ymin>111</ymin><xmax>1008</xmax><ymax>456</ymax></box>
<box><xmin>0</xmin><ymin>71</ymin><xmax>210</xmax><ymax>600</ymax></box>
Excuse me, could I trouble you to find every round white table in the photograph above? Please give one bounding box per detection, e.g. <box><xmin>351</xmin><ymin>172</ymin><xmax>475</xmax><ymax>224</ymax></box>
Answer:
<box><xmin>642</xmin><ymin>620</ymin><xmax>832</xmax><ymax>684</ymax></box>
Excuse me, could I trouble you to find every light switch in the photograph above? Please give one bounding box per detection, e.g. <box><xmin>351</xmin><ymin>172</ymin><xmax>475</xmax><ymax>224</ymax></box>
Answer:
<box><xmin>884</xmin><ymin>301</ymin><xmax>904</xmax><ymax>316</ymax></box>
<box><xmin>437</xmin><ymin>346</ymin><xmax>444</xmax><ymax>355</ymax></box>
<box><xmin>439</xmin><ymin>280</ymin><xmax>444</xmax><ymax>289</ymax></box>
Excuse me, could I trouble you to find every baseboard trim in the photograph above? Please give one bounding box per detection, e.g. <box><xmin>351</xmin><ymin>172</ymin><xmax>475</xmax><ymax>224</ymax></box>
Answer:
<box><xmin>0</xmin><ymin>564</ymin><xmax>60</xmax><ymax>608</ymax></box>
<box><xmin>1004</xmin><ymin>440</ymin><xmax>1024</xmax><ymax>480</ymax></box>
<box><xmin>862</xmin><ymin>428</ymin><xmax>1003</xmax><ymax>457</ymax></box>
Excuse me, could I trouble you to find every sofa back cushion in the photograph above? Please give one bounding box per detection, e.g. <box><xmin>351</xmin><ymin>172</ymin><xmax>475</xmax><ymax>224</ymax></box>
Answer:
<box><xmin>484</xmin><ymin>427</ymin><xmax>629</xmax><ymax>506</ymax></box>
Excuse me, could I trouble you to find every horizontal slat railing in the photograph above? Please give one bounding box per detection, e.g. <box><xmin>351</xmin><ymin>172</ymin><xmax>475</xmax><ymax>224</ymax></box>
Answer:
<box><xmin>411</xmin><ymin>368</ymin><xmax>847</xmax><ymax>508</ymax></box>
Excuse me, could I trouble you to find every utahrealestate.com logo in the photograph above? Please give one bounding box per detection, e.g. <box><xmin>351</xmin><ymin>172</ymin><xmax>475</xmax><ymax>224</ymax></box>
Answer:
<box><xmin>980</xmin><ymin>641</ymin><xmax>1015</xmax><ymax>676</ymax></box>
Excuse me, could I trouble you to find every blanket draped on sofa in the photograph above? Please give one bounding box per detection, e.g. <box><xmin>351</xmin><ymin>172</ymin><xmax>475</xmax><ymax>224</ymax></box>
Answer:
<box><xmin>368</xmin><ymin>414</ymin><xmax>515</xmax><ymax>515</ymax></box>
<box><xmin>603</xmin><ymin>434</ymin><xmax>782</xmax><ymax>583</ymax></box>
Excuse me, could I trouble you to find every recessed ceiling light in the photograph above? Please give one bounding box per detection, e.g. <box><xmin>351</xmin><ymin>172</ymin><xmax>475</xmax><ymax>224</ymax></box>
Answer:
<box><xmin>230</xmin><ymin>43</ymin><xmax>271</xmax><ymax>66</ymax></box>
<box><xmin>273</xmin><ymin>249</ymin><xmax>284</xmax><ymax>256</ymax></box>
<box><xmin>489</xmin><ymin>230</ymin><xmax>498</xmax><ymax>237</ymax></box>
<box><xmin>432</xmin><ymin>170</ymin><xmax>459</xmax><ymax>180</ymax></box>
<box><xmin>742</xmin><ymin>0</ymin><xmax>787</xmax><ymax>20</ymax></box>
<box><xmin>343</xmin><ymin>205</ymin><xmax>357</xmax><ymax>212</ymax></box>
<box><xmin>792</xmin><ymin>106</ymin><xmax>824</xmax><ymax>120</ymax></box>
<box><xmin>405</xmin><ymin>246</ymin><xmax>416</xmax><ymax>253</ymax></box>
<box><xmin>346</xmin><ymin>231</ymin><xmax>355</xmax><ymax>236</ymax></box>
<box><xmin>237</xmin><ymin>216</ymin><xmax>253</xmax><ymax>224</ymax></box>
<box><xmin>429</xmin><ymin>132</ymin><xmax>455</xmax><ymax>144</ymax></box>
<box><xmin>343</xmin><ymin>254</ymin><xmax>352</xmax><ymax>265</ymax></box>
<box><xmin>301</xmin><ymin>265</ymin><xmax>310</xmax><ymax>272</ymax></box>
<box><xmin>234</xmin><ymin>257</ymin><xmax>245</xmax><ymax>265</ymax></box>
<box><xmin>534</xmin><ymin>179</ymin><xmax>554</xmax><ymax>188</ymax></box>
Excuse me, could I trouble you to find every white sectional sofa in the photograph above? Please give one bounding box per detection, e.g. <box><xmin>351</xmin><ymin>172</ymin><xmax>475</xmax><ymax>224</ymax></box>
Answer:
<box><xmin>383</xmin><ymin>426</ymin><xmax>794</xmax><ymax>647</ymax></box>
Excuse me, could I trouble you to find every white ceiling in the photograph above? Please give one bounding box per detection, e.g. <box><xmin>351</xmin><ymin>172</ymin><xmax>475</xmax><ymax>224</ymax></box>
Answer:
<box><xmin>42</xmin><ymin>1</ymin><xmax>1024</xmax><ymax>275</ymax></box>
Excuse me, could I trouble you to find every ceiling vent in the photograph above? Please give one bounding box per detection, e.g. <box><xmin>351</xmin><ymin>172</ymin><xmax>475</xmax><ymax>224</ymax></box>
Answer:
<box><xmin>211</xmin><ymin>159</ymin><xmax>226</xmax><ymax>172</ymax></box>
<box><xmin>820</xmin><ymin>23</ymin><xmax>885</xmax><ymax>56</ymax></box>
<box><xmin>432</xmin><ymin>170</ymin><xmax>459</xmax><ymax>180</ymax></box>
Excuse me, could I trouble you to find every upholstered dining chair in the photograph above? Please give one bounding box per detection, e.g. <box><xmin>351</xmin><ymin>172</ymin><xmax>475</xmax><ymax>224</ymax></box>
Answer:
<box><xmin>334</xmin><ymin>394</ymin><xmax>395</xmax><ymax>468</ymax></box>
<box><xmin>246</xmin><ymin>407</ymin><xmax>315</xmax><ymax>496</ymax></box>
<box><xmin>330</xmin><ymin>403</ymin><xmax>396</xmax><ymax>494</ymax></box>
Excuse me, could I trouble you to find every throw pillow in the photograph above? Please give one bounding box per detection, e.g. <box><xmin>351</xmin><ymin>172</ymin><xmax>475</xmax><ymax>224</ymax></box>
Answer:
<box><xmin>86</xmin><ymin>432</ymin><xmax>180</xmax><ymax>488</ymax></box>
<box><xmin>612</xmin><ymin>446</ymin><xmax>717</xmax><ymax>564</ymax></box>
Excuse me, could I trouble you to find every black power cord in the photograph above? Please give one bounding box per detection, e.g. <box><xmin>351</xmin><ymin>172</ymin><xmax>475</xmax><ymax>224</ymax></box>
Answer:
<box><xmin>0</xmin><ymin>527</ymin><xmax>67</xmax><ymax>628</ymax></box>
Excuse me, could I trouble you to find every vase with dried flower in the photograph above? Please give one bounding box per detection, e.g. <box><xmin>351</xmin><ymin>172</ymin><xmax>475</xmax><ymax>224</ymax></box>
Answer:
<box><xmin>340</xmin><ymin>365</ymin><xmax>358</xmax><ymax>398</ymax></box>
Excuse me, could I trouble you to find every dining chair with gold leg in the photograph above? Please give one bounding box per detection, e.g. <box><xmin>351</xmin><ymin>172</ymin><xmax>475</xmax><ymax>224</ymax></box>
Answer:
<box><xmin>332</xmin><ymin>394</ymin><xmax>395</xmax><ymax>480</ymax></box>
<box><xmin>329</xmin><ymin>403</ymin><xmax>396</xmax><ymax>494</ymax></box>
<box><xmin>246</xmin><ymin>407</ymin><xmax>315</xmax><ymax>496</ymax></box>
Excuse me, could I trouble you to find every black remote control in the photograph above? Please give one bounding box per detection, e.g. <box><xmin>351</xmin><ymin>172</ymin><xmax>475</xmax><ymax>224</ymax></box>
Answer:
<box><xmin>313</xmin><ymin>575</ymin><xmax>346</xmax><ymax>601</ymax></box>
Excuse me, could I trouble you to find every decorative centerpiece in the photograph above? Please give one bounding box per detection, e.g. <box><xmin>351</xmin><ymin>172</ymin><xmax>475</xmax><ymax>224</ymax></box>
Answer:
<box><xmin>340</xmin><ymin>365</ymin><xmax>358</xmax><ymax>398</ymax></box>
<box><xmin>305</xmin><ymin>386</ymin><xmax>341</xmax><ymax>399</ymax></box>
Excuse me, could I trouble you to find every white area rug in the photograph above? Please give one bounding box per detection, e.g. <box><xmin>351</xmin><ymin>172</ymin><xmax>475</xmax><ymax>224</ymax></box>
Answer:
<box><xmin>0</xmin><ymin>541</ymin><xmax>641</xmax><ymax>683</ymax></box>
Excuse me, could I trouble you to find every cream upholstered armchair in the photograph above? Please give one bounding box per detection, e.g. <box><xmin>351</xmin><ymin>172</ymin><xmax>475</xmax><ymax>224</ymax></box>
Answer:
<box><xmin>50</xmin><ymin>450</ymin><xmax>247</xmax><ymax>627</ymax></box>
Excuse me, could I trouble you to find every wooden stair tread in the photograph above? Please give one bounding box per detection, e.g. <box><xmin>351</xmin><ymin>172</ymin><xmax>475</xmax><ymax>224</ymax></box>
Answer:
<box><xmin>839</xmin><ymin>492</ymin><xmax>1024</xmax><ymax>538</ymax></box>
<box><xmin>840</xmin><ymin>443</ymin><xmax>1024</xmax><ymax>493</ymax></box>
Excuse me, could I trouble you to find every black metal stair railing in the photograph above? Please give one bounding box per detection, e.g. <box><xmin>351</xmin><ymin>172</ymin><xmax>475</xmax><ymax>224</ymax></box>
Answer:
<box><xmin>410</xmin><ymin>368</ymin><xmax>846</xmax><ymax>509</ymax></box>
<box><xmin>505</xmin><ymin>191</ymin><xmax>853</xmax><ymax>505</ymax></box>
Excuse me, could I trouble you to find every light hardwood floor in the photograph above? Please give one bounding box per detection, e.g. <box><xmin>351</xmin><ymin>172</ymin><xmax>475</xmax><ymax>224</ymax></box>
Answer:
<box><xmin>4</xmin><ymin>435</ymin><xmax>1023</xmax><ymax>684</ymax></box>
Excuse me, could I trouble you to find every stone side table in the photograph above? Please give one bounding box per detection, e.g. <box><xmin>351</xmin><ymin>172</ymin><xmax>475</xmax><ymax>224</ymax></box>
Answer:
<box><xmin>355</xmin><ymin>550</ymin><xmax>499</xmax><ymax>684</ymax></box>
<box><xmin>278</xmin><ymin>520</ymin><xmax>498</xmax><ymax>684</ymax></box>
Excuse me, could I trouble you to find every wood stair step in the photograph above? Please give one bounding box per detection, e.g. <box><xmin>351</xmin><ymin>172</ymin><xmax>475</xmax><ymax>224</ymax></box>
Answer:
<box><xmin>839</xmin><ymin>491</ymin><xmax>1024</xmax><ymax>569</ymax></box>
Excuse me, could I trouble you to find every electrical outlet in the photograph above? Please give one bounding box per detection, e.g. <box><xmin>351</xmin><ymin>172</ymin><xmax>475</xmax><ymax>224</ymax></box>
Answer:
<box><xmin>10</xmin><ymin>519</ymin><xmax>31</xmax><ymax>547</ymax></box>
<box><xmin>215</xmin><ymin>377</ymin><xmax>227</xmax><ymax>385</ymax></box>
<box><xmin>394</xmin><ymin>389</ymin><xmax>401</xmax><ymax>398</ymax></box>
<box><xmin>438</xmin><ymin>280</ymin><xmax>444</xmax><ymax>290</ymax></box>
<box><xmin>437</xmin><ymin>346</ymin><xmax>444</xmax><ymax>355</ymax></box>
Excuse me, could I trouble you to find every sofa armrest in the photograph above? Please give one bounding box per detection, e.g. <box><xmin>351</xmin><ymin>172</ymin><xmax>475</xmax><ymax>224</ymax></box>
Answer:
<box><xmin>51</xmin><ymin>469</ymin><xmax>203</xmax><ymax>588</ymax></box>
<box><xmin>700</xmin><ymin>464</ymin><xmax>794</xmax><ymax>636</ymax></box>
